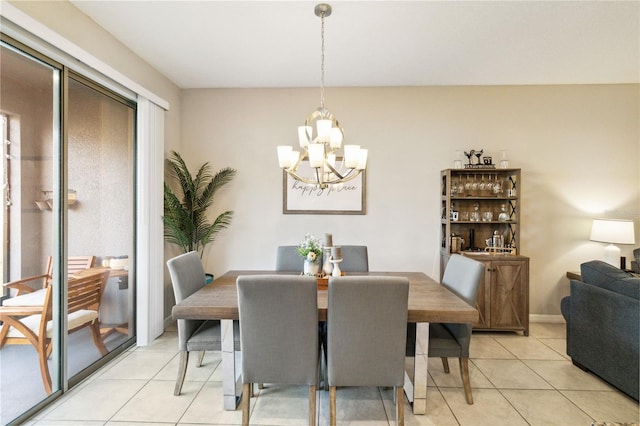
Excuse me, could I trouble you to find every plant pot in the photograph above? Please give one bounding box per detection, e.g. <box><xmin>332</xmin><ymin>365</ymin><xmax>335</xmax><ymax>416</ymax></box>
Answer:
<box><xmin>303</xmin><ymin>259</ymin><xmax>320</xmax><ymax>276</ymax></box>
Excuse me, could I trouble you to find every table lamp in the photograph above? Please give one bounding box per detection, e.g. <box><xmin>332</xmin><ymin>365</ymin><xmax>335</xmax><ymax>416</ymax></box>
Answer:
<box><xmin>590</xmin><ymin>218</ymin><xmax>636</xmax><ymax>267</ymax></box>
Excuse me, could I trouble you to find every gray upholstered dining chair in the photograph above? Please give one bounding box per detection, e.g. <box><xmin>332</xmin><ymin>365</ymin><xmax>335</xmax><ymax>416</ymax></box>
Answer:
<box><xmin>275</xmin><ymin>245</ymin><xmax>303</xmax><ymax>271</ymax></box>
<box><xmin>167</xmin><ymin>251</ymin><xmax>240</xmax><ymax>396</ymax></box>
<box><xmin>237</xmin><ymin>275</ymin><xmax>319</xmax><ymax>426</ymax></box>
<box><xmin>327</xmin><ymin>276</ymin><xmax>409</xmax><ymax>426</ymax></box>
<box><xmin>336</xmin><ymin>245</ymin><xmax>369</xmax><ymax>272</ymax></box>
<box><xmin>407</xmin><ymin>253</ymin><xmax>484</xmax><ymax>404</ymax></box>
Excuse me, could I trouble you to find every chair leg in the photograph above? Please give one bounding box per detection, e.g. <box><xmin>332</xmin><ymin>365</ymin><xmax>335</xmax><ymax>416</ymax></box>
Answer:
<box><xmin>395</xmin><ymin>386</ymin><xmax>404</xmax><ymax>426</ymax></box>
<box><xmin>174</xmin><ymin>351</ymin><xmax>189</xmax><ymax>396</ymax></box>
<box><xmin>441</xmin><ymin>357</ymin><xmax>450</xmax><ymax>373</ymax></box>
<box><xmin>197</xmin><ymin>350</ymin><xmax>205</xmax><ymax>367</ymax></box>
<box><xmin>459</xmin><ymin>357</ymin><xmax>473</xmax><ymax>404</ymax></box>
<box><xmin>329</xmin><ymin>386</ymin><xmax>337</xmax><ymax>426</ymax></box>
<box><xmin>0</xmin><ymin>322</ymin><xmax>10</xmax><ymax>349</ymax></box>
<box><xmin>89</xmin><ymin>321</ymin><xmax>108</xmax><ymax>356</ymax></box>
<box><xmin>38</xmin><ymin>340</ymin><xmax>52</xmax><ymax>394</ymax></box>
<box><xmin>242</xmin><ymin>383</ymin><xmax>251</xmax><ymax>426</ymax></box>
<box><xmin>309</xmin><ymin>385</ymin><xmax>316</xmax><ymax>426</ymax></box>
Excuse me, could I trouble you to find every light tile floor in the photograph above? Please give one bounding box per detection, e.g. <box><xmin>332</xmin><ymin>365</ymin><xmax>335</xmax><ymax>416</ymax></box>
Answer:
<box><xmin>25</xmin><ymin>323</ymin><xmax>639</xmax><ymax>425</ymax></box>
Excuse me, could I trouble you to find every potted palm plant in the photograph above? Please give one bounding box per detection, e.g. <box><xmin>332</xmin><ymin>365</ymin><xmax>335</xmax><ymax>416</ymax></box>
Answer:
<box><xmin>163</xmin><ymin>151</ymin><xmax>236</xmax><ymax>281</ymax></box>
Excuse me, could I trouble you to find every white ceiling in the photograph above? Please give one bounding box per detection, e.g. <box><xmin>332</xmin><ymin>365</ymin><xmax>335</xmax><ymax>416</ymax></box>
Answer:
<box><xmin>70</xmin><ymin>1</ymin><xmax>640</xmax><ymax>89</ymax></box>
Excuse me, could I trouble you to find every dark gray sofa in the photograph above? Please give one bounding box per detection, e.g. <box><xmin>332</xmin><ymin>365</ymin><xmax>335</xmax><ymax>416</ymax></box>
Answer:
<box><xmin>560</xmin><ymin>260</ymin><xmax>639</xmax><ymax>400</ymax></box>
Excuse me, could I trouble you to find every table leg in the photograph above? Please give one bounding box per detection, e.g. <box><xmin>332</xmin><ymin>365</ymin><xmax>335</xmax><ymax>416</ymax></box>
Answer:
<box><xmin>221</xmin><ymin>319</ymin><xmax>242</xmax><ymax>410</ymax></box>
<box><xmin>404</xmin><ymin>322</ymin><xmax>429</xmax><ymax>414</ymax></box>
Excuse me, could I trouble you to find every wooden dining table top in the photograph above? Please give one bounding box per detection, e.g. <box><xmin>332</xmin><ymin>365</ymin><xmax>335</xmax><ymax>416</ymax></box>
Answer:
<box><xmin>172</xmin><ymin>270</ymin><xmax>478</xmax><ymax>324</ymax></box>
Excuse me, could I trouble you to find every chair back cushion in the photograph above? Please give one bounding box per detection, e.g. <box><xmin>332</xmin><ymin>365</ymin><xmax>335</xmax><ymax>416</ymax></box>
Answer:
<box><xmin>167</xmin><ymin>251</ymin><xmax>208</xmax><ymax>349</ymax></box>
<box><xmin>439</xmin><ymin>254</ymin><xmax>484</xmax><ymax>356</ymax></box>
<box><xmin>327</xmin><ymin>276</ymin><xmax>408</xmax><ymax>387</ymax></box>
<box><xmin>167</xmin><ymin>251</ymin><xmax>207</xmax><ymax>303</ymax></box>
<box><xmin>338</xmin><ymin>246</ymin><xmax>369</xmax><ymax>272</ymax></box>
<box><xmin>237</xmin><ymin>275</ymin><xmax>318</xmax><ymax>385</ymax></box>
<box><xmin>442</xmin><ymin>254</ymin><xmax>484</xmax><ymax>306</ymax></box>
<box><xmin>275</xmin><ymin>246</ymin><xmax>303</xmax><ymax>272</ymax></box>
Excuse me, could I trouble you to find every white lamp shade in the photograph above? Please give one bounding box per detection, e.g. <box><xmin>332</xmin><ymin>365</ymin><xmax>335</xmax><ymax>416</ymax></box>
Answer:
<box><xmin>356</xmin><ymin>149</ymin><xmax>368</xmax><ymax>170</ymax></box>
<box><xmin>329</xmin><ymin>127</ymin><xmax>343</xmax><ymax>149</ymax></box>
<box><xmin>298</xmin><ymin>126</ymin><xmax>311</xmax><ymax>148</ymax></box>
<box><xmin>316</xmin><ymin>119</ymin><xmax>332</xmax><ymax>143</ymax></box>
<box><xmin>326</xmin><ymin>153</ymin><xmax>336</xmax><ymax>169</ymax></box>
<box><xmin>308</xmin><ymin>143</ymin><xmax>325</xmax><ymax>168</ymax></box>
<box><xmin>590</xmin><ymin>219</ymin><xmax>636</xmax><ymax>244</ymax></box>
<box><xmin>289</xmin><ymin>150</ymin><xmax>300</xmax><ymax>170</ymax></box>
<box><xmin>277</xmin><ymin>146</ymin><xmax>292</xmax><ymax>168</ymax></box>
<box><xmin>343</xmin><ymin>145</ymin><xmax>360</xmax><ymax>168</ymax></box>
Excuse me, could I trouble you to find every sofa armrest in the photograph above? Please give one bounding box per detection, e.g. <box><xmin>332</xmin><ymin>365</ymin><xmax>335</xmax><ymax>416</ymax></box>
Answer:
<box><xmin>567</xmin><ymin>279</ymin><xmax>639</xmax><ymax>399</ymax></box>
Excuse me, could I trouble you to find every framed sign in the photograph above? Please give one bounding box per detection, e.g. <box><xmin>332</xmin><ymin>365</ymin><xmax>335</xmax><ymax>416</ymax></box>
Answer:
<box><xmin>283</xmin><ymin>160</ymin><xmax>366</xmax><ymax>215</ymax></box>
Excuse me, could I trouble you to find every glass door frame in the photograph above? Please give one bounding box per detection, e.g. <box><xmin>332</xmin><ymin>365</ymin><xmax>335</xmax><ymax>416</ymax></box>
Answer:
<box><xmin>1</xmin><ymin>34</ymin><xmax>138</xmax><ymax>424</ymax></box>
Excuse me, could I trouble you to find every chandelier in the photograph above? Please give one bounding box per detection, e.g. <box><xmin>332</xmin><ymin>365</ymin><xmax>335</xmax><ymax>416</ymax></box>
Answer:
<box><xmin>277</xmin><ymin>3</ymin><xmax>367</xmax><ymax>189</ymax></box>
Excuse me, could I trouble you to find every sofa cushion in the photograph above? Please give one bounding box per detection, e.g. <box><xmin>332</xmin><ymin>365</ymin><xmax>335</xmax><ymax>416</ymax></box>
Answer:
<box><xmin>581</xmin><ymin>260</ymin><xmax>640</xmax><ymax>300</ymax></box>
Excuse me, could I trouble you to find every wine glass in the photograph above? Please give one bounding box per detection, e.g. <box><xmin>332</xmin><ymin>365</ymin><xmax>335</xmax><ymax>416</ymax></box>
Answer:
<box><xmin>474</xmin><ymin>150</ymin><xmax>483</xmax><ymax>165</ymax></box>
<box><xmin>479</xmin><ymin>174</ymin><xmax>487</xmax><ymax>195</ymax></box>
<box><xmin>464</xmin><ymin>175</ymin><xmax>473</xmax><ymax>195</ymax></box>
<box><xmin>464</xmin><ymin>150</ymin><xmax>474</xmax><ymax>167</ymax></box>
<box><xmin>485</xmin><ymin>174</ymin><xmax>494</xmax><ymax>194</ymax></box>
<box><xmin>470</xmin><ymin>174</ymin><xmax>479</xmax><ymax>195</ymax></box>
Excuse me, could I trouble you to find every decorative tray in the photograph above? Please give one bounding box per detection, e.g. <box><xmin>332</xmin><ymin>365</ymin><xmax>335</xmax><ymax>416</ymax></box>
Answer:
<box><xmin>316</xmin><ymin>272</ymin><xmax>345</xmax><ymax>290</ymax></box>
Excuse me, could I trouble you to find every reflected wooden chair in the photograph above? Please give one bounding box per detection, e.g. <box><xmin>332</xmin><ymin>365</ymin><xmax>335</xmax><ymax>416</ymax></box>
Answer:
<box><xmin>1</xmin><ymin>256</ymin><xmax>96</xmax><ymax>343</ymax></box>
<box><xmin>327</xmin><ymin>276</ymin><xmax>409</xmax><ymax>426</ymax></box>
<box><xmin>0</xmin><ymin>269</ymin><xmax>109</xmax><ymax>394</ymax></box>
<box><xmin>2</xmin><ymin>255</ymin><xmax>95</xmax><ymax>303</ymax></box>
<box><xmin>406</xmin><ymin>254</ymin><xmax>484</xmax><ymax>404</ymax></box>
<box><xmin>237</xmin><ymin>275</ymin><xmax>318</xmax><ymax>426</ymax></box>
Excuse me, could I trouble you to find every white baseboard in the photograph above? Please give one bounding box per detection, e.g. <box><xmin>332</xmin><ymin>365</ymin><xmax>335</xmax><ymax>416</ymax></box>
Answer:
<box><xmin>530</xmin><ymin>314</ymin><xmax>565</xmax><ymax>324</ymax></box>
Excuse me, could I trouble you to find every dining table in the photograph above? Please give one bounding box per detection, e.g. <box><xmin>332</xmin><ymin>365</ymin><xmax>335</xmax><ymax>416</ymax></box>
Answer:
<box><xmin>171</xmin><ymin>270</ymin><xmax>478</xmax><ymax>415</ymax></box>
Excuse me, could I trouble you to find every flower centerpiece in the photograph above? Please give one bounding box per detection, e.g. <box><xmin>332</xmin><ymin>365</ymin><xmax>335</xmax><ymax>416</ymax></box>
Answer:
<box><xmin>298</xmin><ymin>233</ymin><xmax>323</xmax><ymax>276</ymax></box>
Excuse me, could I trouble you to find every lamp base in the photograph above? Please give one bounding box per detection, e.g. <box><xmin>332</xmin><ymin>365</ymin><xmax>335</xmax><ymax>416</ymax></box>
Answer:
<box><xmin>603</xmin><ymin>244</ymin><xmax>621</xmax><ymax>268</ymax></box>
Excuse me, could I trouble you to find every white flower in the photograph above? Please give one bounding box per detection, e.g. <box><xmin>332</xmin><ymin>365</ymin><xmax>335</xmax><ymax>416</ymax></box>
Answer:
<box><xmin>307</xmin><ymin>252</ymin><xmax>317</xmax><ymax>261</ymax></box>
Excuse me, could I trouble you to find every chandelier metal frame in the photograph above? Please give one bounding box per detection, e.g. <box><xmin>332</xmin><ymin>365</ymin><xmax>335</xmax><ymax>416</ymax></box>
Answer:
<box><xmin>277</xmin><ymin>3</ymin><xmax>367</xmax><ymax>189</ymax></box>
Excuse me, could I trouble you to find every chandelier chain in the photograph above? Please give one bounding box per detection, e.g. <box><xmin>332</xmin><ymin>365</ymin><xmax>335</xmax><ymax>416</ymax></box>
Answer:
<box><xmin>320</xmin><ymin>10</ymin><xmax>325</xmax><ymax>110</ymax></box>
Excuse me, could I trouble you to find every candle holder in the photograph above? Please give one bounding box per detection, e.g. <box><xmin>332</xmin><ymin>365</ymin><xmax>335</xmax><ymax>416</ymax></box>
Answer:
<box><xmin>331</xmin><ymin>258</ymin><xmax>343</xmax><ymax>277</ymax></box>
<box><xmin>323</xmin><ymin>247</ymin><xmax>334</xmax><ymax>276</ymax></box>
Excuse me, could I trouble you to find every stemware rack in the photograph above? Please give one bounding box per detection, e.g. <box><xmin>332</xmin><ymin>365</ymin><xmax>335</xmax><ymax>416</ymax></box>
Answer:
<box><xmin>440</xmin><ymin>168</ymin><xmax>521</xmax><ymax>257</ymax></box>
<box><xmin>440</xmin><ymin>168</ymin><xmax>529</xmax><ymax>335</ymax></box>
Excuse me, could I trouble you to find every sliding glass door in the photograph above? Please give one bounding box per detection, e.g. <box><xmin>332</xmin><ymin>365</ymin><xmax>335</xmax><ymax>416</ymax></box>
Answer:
<box><xmin>0</xmin><ymin>38</ymin><xmax>136</xmax><ymax>424</ymax></box>
<box><xmin>0</xmin><ymin>41</ymin><xmax>61</xmax><ymax>423</ymax></box>
<box><xmin>66</xmin><ymin>76</ymin><xmax>136</xmax><ymax>375</ymax></box>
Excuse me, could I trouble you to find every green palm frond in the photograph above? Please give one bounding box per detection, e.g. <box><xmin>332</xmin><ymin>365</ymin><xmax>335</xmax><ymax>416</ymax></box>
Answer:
<box><xmin>163</xmin><ymin>151</ymin><xmax>236</xmax><ymax>257</ymax></box>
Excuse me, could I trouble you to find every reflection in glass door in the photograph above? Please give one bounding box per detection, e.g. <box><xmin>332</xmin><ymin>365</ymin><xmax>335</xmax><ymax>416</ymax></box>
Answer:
<box><xmin>0</xmin><ymin>39</ymin><xmax>137</xmax><ymax>424</ymax></box>
<box><xmin>66</xmin><ymin>76</ymin><xmax>135</xmax><ymax>379</ymax></box>
<box><xmin>0</xmin><ymin>40</ymin><xmax>61</xmax><ymax>424</ymax></box>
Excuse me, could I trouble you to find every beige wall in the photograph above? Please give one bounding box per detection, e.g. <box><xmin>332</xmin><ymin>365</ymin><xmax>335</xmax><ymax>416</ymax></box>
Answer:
<box><xmin>8</xmin><ymin>0</ymin><xmax>182</xmax><ymax>153</ymax></box>
<box><xmin>9</xmin><ymin>1</ymin><xmax>639</xmax><ymax>319</ymax></box>
<box><xmin>181</xmin><ymin>85</ymin><xmax>639</xmax><ymax>316</ymax></box>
